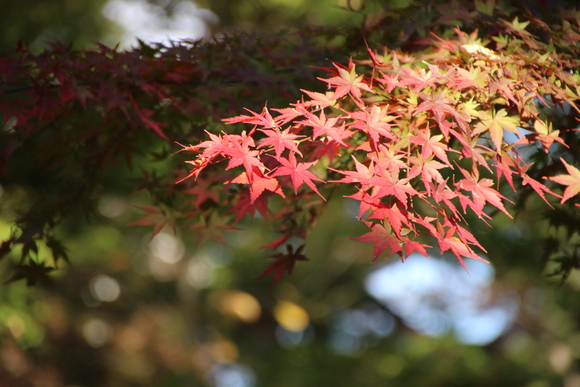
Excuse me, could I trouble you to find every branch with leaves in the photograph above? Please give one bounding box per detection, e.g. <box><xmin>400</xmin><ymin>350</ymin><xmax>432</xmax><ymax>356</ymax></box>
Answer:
<box><xmin>178</xmin><ymin>24</ymin><xmax>580</xmax><ymax>283</ymax></box>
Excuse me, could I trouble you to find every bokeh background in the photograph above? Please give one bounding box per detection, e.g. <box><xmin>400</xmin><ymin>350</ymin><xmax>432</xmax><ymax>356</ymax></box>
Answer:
<box><xmin>2</xmin><ymin>1</ymin><xmax>580</xmax><ymax>386</ymax></box>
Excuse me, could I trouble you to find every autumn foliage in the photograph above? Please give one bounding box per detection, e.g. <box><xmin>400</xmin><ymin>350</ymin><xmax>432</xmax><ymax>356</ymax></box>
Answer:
<box><xmin>177</xmin><ymin>22</ymin><xmax>580</xmax><ymax>281</ymax></box>
<box><xmin>3</xmin><ymin>1</ymin><xmax>580</xmax><ymax>285</ymax></box>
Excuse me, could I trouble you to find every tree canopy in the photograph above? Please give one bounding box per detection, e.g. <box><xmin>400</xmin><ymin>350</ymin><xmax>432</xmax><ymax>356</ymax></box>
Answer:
<box><xmin>2</xmin><ymin>0</ymin><xmax>580</xmax><ymax>386</ymax></box>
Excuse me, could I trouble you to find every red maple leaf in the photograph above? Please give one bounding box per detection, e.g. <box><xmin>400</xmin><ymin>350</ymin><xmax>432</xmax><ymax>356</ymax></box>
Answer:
<box><xmin>183</xmin><ymin>175</ymin><xmax>221</xmax><ymax>209</ymax></box>
<box><xmin>223</xmin><ymin>106</ymin><xmax>277</xmax><ymax>129</ymax></box>
<box><xmin>330</xmin><ymin>156</ymin><xmax>376</xmax><ymax>185</ymax></box>
<box><xmin>300</xmin><ymin>89</ymin><xmax>337</xmax><ymax>108</ymax></box>
<box><xmin>227</xmin><ymin>190</ymin><xmax>270</xmax><ymax>223</ymax></box>
<box><xmin>129</xmin><ymin>205</ymin><xmax>175</xmax><ymax>238</ymax></box>
<box><xmin>221</xmin><ymin>132</ymin><xmax>264</xmax><ymax>178</ymax></box>
<box><xmin>271</xmin><ymin>152</ymin><xmax>325</xmax><ymax>198</ymax></box>
<box><xmin>226</xmin><ymin>167</ymin><xmax>285</xmax><ymax>203</ymax></box>
<box><xmin>397</xmin><ymin>65</ymin><xmax>443</xmax><ymax>92</ymax></box>
<box><xmin>456</xmin><ymin>168</ymin><xmax>512</xmax><ymax>218</ymax></box>
<box><xmin>349</xmin><ymin>105</ymin><xmax>398</xmax><ymax>144</ymax></box>
<box><xmin>320</xmin><ymin>58</ymin><xmax>372</xmax><ymax>101</ymax></box>
<box><xmin>433</xmin><ymin>222</ymin><xmax>486</xmax><ymax>271</ymax></box>
<box><xmin>258</xmin><ymin>127</ymin><xmax>303</xmax><ymax>159</ymax></box>
<box><xmin>254</xmin><ymin>244</ymin><xmax>308</xmax><ymax>286</ymax></box>
<box><xmin>369</xmin><ymin>170</ymin><xmax>419</xmax><ymax>207</ymax></box>
<box><xmin>410</xmin><ymin>128</ymin><xmax>456</xmax><ymax>166</ymax></box>
<box><xmin>408</xmin><ymin>156</ymin><xmax>446</xmax><ymax>186</ymax></box>
<box><xmin>351</xmin><ymin>221</ymin><xmax>403</xmax><ymax>262</ymax></box>
<box><xmin>415</xmin><ymin>91</ymin><xmax>463</xmax><ymax>129</ymax></box>
<box><xmin>297</xmin><ymin>110</ymin><xmax>349</xmax><ymax>146</ymax></box>
<box><xmin>369</xmin><ymin>202</ymin><xmax>412</xmax><ymax>238</ymax></box>
<box><xmin>427</xmin><ymin>180</ymin><xmax>461</xmax><ymax>216</ymax></box>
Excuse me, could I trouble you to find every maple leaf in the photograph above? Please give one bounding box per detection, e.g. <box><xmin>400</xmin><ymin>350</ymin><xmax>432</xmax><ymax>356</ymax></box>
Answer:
<box><xmin>194</xmin><ymin>131</ymin><xmax>229</xmax><ymax>159</ymax></box>
<box><xmin>0</xmin><ymin>238</ymin><xmax>14</xmax><ymax>261</ymax></box>
<box><xmin>489</xmin><ymin>77</ymin><xmax>519</xmax><ymax>106</ymax></box>
<box><xmin>254</xmin><ymin>244</ymin><xmax>308</xmax><ymax>286</ymax></box>
<box><xmin>297</xmin><ymin>110</ymin><xmax>349</xmax><ymax>146</ymax></box>
<box><xmin>409</xmin><ymin>128</ymin><xmax>454</xmax><ymax>166</ymax></box>
<box><xmin>514</xmin><ymin>119</ymin><xmax>567</xmax><ymax>152</ymax></box>
<box><xmin>548</xmin><ymin>159</ymin><xmax>580</xmax><ymax>204</ymax></box>
<box><xmin>369</xmin><ymin>202</ymin><xmax>412</xmax><ymax>238</ymax></box>
<box><xmin>309</xmin><ymin>136</ymin><xmax>345</xmax><ymax>163</ymax></box>
<box><xmin>183</xmin><ymin>175</ymin><xmax>221</xmax><ymax>209</ymax></box>
<box><xmin>223</xmin><ymin>106</ymin><xmax>277</xmax><ymax>129</ymax></box>
<box><xmin>375</xmin><ymin>71</ymin><xmax>400</xmax><ymax>93</ymax></box>
<box><xmin>129</xmin><ymin>205</ymin><xmax>176</xmax><ymax>238</ymax></box>
<box><xmin>258</xmin><ymin>127</ymin><xmax>303</xmax><ymax>159</ymax></box>
<box><xmin>474</xmin><ymin>108</ymin><xmax>520</xmax><ymax>150</ymax></box>
<box><xmin>226</xmin><ymin>168</ymin><xmax>285</xmax><ymax>203</ymax></box>
<box><xmin>449</xmin><ymin>66</ymin><xmax>487</xmax><ymax>90</ymax></box>
<box><xmin>349</xmin><ymin>105</ymin><xmax>398</xmax><ymax>144</ymax></box>
<box><xmin>428</xmin><ymin>180</ymin><xmax>461</xmax><ymax>216</ymax></box>
<box><xmin>397</xmin><ymin>65</ymin><xmax>444</xmax><ymax>92</ymax></box>
<box><xmin>351</xmin><ymin>221</ymin><xmax>403</xmax><ymax>262</ymax></box>
<box><xmin>415</xmin><ymin>91</ymin><xmax>463</xmax><ymax>129</ymax></box>
<box><xmin>271</xmin><ymin>152</ymin><xmax>325</xmax><ymax>199</ymax></box>
<box><xmin>408</xmin><ymin>156</ymin><xmax>446</xmax><ymax>185</ymax></box>
<box><xmin>330</xmin><ymin>156</ymin><xmax>376</xmax><ymax>185</ymax></box>
<box><xmin>46</xmin><ymin>235</ymin><xmax>70</xmax><ymax>266</ymax></box>
<box><xmin>433</xmin><ymin>222</ymin><xmax>486</xmax><ymax>271</ymax></box>
<box><xmin>272</xmin><ymin>107</ymin><xmax>302</xmax><ymax>125</ymax></box>
<box><xmin>300</xmin><ymin>89</ymin><xmax>336</xmax><ymax>108</ymax></box>
<box><xmin>227</xmin><ymin>190</ymin><xmax>270</xmax><ymax>223</ymax></box>
<box><xmin>344</xmin><ymin>189</ymin><xmax>383</xmax><ymax>219</ymax></box>
<box><xmin>130</xmin><ymin>96</ymin><xmax>169</xmax><ymax>140</ymax></box>
<box><xmin>189</xmin><ymin>213</ymin><xmax>239</xmax><ymax>244</ymax></box>
<box><xmin>456</xmin><ymin>168</ymin><xmax>512</xmax><ymax>218</ymax></box>
<box><xmin>372</xmin><ymin>144</ymin><xmax>408</xmax><ymax>175</ymax></box>
<box><xmin>370</xmin><ymin>170</ymin><xmax>419</xmax><ymax>207</ymax></box>
<box><xmin>7</xmin><ymin>261</ymin><xmax>54</xmax><ymax>287</ymax></box>
<box><xmin>221</xmin><ymin>132</ymin><xmax>265</xmax><ymax>178</ymax></box>
<box><xmin>320</xmin><ymin>58</ymin><xmax>372</xmax><ymax>101</ymax></box>
<box><xmin>517</xmin><ymin>167</ymin><xmax>556</xmax><ymax>208</ymax></box>
<box><xmin>176</xmin><ymin>132</ymin><xmax>234</xmax><ymax>184</ymax></box>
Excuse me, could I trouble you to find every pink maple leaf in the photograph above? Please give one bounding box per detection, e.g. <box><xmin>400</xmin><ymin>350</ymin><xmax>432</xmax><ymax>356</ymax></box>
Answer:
<box><xmin>271</xmin><ymin>152</ymin><xmax>325</xmax><ymax>199</ymax></box>
<box><xmin>258</xmin><ymin>127</ymin><xmax>303</xmax><ymax>159</ymax></box>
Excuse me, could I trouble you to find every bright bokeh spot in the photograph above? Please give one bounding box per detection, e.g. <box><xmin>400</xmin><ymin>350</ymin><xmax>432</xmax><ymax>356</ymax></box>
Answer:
<box><xmin>365</xmin><ymin>254</ymin><xmax>517</xmax><ymax>345</ymax></box>
<box><xmin>6</xmin><ymin>315</ymin><xmax>26</xmax><ymax>339</ymax></box>
<box><xmin>149</xmin><ymin>232</ymin><xmax>184</xmax><ymax>264</ymax></box>
<box><xmin>83</xmin><ymin>318</ymin><xmax>111</xmax><ymax>348</ymax></box>
<box><xmin>273</xmin><ymin>301</ymin><xmax>309</xmax><ymax>333</ymax></box>
<box><xmin>214</xmin><ymin>291</ymin><xmax>261</xmax><ymax>324</ymax></box>
<box><xmin>186</xmin><ymin>258</ymin><xmax>215</xmax><ymax>289</ymax></box>
<box><xmin>206</xmin><ymin>363</ymin><xmax>256</xmax><ymax>387</ymax></box>
<box><xmin>275</xmin><ymin>325</ymin><xmax>314</xmax><ymax>348</ymax></box>
<box><xmin>208</xmin><ymin>339</ymin><xmax>239</xmax><ymax>365</ymax></box>
<box><xmin>103</xmin><ymin>0</ymin><xmax>218</xmax><ymax>49</ymax></box>
<box><xmin>98</xmin><ymin>195</ymin><xmax>128</xmax><ymax>218</ymax></box>
<box><xmin>90</xmin><ymin>275</ymin><xmax>121</xmax><ymax>302</ymax></box>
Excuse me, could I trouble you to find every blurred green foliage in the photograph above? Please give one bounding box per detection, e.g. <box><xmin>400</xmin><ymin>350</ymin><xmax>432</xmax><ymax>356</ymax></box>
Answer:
<box><xmin>2</xmin><ymin>0</ymin><xmax>580</xmax><ymax>387</ymax></box>
<box><xmin>0</xmin><ymin>0</ymin><xmax>113</xmax><ymax>53</ymax></box>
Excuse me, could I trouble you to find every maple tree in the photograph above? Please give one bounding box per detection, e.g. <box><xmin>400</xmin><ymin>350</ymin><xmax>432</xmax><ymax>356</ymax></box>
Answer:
<box><xmin>4</xmin><ymin>1</ymin><xmax>580</xmax><ymax>387</ymax></box>
<box><xmin>2</xmin><ymin>0</ymin><xmax>580</xmax><ymax>287</ymax></box>
<box><xmin>177</xmin><ymin>22</ymin><xmax>580</xmax><ymax>282</ymax></box>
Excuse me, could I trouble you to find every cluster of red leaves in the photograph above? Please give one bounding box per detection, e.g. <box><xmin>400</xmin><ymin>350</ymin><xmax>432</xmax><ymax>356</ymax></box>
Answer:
<box><xmin>0</xmin><ymin>31</ymin><xmax>335</xmax><ymax>281</ymax></box>
<box><xmin>180</xmin><ymin>23</ymin><xmax>580</xmax><ymax>281</ymax></box>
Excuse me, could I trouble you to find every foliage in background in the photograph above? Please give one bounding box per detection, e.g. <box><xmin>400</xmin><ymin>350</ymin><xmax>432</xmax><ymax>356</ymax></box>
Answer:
<box><xmin>3</xmin><ymin>0</ymin><xmax>580</xmax><ymax>284</ymax></box>
<box><xmin>0</xmin><ymin>0</ymin><xmax>113</xmax><ymax>54</ymax></box>
<box><xmin>3</xmin><ymin>0</ymin><xmax>580</xmax><ymax>386</ymax></box>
